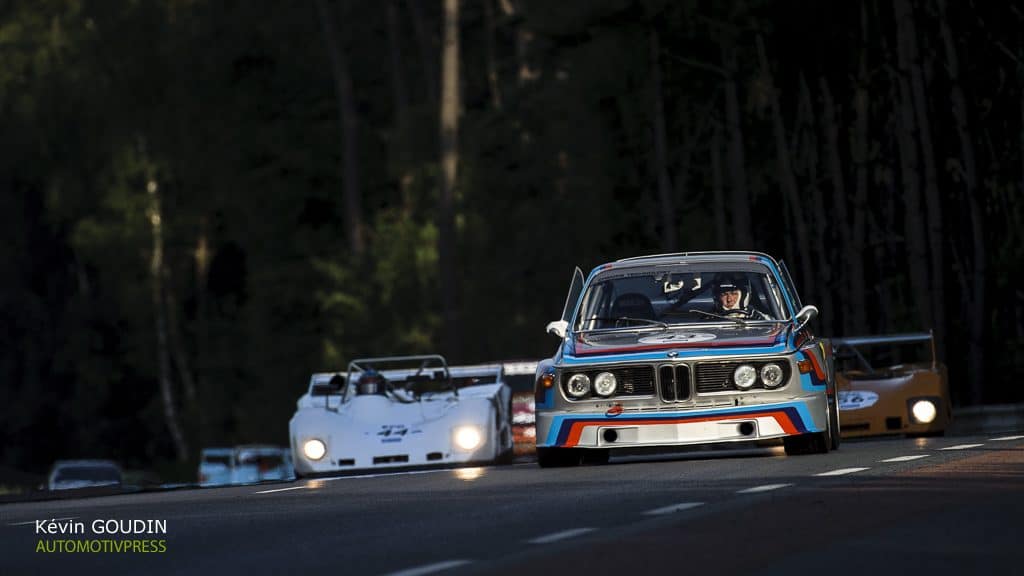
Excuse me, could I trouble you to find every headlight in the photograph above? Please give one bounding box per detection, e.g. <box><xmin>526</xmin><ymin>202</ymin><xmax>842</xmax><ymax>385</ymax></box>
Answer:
<box><xmin>454</xmin><ymin>426</ymin><xmax>483</xmax><ymax>450</ymax></box>
<box><xmin>303</xmin><ymin>439</ymin><xmax>326</xmax><ymax>461</ymax></box>
<box><xmin>760</xmin><ymin>363</ymin><xmax>784</xmax><ymax>388</ymax></box>
<box><xmin>566</xmin><ymin>373</ymin><xmax>591</xmax><ymax>398</ymax></box>
<box><xmin>593</xmin><ymin>372</ymin><xmax>617</xmax><ymax>396</ymax></box>
<box><xmin>733</xmin><ymin>365</ymin><xmax>757</xmax><ymax>389</ymax></box>
<box><xmin>911</xmin><ymin>399</ymin><xmax>937</xmax><ymax>424</ymax></box>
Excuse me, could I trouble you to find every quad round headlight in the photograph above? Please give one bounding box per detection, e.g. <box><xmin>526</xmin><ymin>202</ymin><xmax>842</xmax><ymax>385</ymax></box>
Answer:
<box><xmin>303</xmin><ymin>438</ymin><xmax>326</xmax><ymax>461</ymax></box>
<box><xmin>911</xmin><ymin>399</ymin><xmax>937</xmax><ymax>424</ymax></box>
<box><xmin>593</xmin><ymin>372</ymin><xmax>617</xmax><ymax>397</ymax></box>
<box><xmin>566</xmin><ymin>373</ymin><xmax>592</xmax><ymax>398</ymax></box>
<box><xmin>760</xmin><ymin>363</ymin><xmax>784</xmax><ymax>388</ymax></box>
<box><xmin>733</xmin><ymin>365</ymin><xmax>757</xmax><ymax>389</ymax></box>
<box><xmin>454</xmin><ymin>426</ymin><xmax>483</xmax><ymax>450</ymax></box>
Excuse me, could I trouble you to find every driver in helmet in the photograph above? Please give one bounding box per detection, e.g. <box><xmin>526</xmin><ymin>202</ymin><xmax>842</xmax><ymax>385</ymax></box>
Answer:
<box><xmin>712</xmin><ymin>276</ymin><xmax>770</xmax><ymax>320</ymax></box>
<box><xmin>356</xmin><ymin>369</ymin><xmax>388</xmax><ymax>396</ymax></box>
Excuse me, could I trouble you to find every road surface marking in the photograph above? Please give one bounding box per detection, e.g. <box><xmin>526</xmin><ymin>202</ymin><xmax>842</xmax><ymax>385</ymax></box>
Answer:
<box><xmin>880</xmin><ymin>455</ymin><xmax>930</xmax><ymax>463</ymax></box>
<box><xmin>255</xmin><ymin>469</ymin><xmax>456</xmax><ymax>493</ymax></box>
<box><xmin>254</xmin><ymin>485</ymin><xmax>310</xmax><ymax>494</ymax></box>
<box><xmin>527</xmin><ymin>528</ymin><xmax>596</xmax><ymax>544</ymax></box>
<box><xmin>644</xmin><ymin>502</ymin><xmax>704</xmax><ymax>515</ymax></box>
<box><xmin>317</xmin><ymin>469</ymin><xmax>451</xmax><ymax>481</ymax></box>
<box><xmin>815</xmin><ymin>467</ymin><xmax>870</xmax><ymax>476</ymax></box>
<box><xmin>8</xmin><ymin>517</ymin><xmax>78</xmax><ymax>526</ymax></box>
<box><xmin>737</xmin><ymin>483</ymin><xmax>792</xmax><ymax>494</ymax></box>
<box><xmin>939</xmin><ymin>444</ymin><xmax>985</xmax><ymax>450</ymax></box>
<box><xmin>990</xmin><ymin>435</ymin><xmax>1024</xmax><ymax>441</ymax></box>
<box><xmin>383</xmin><ymin>560</ymin><xmax>473</xmax><ymax>576</ymax></box>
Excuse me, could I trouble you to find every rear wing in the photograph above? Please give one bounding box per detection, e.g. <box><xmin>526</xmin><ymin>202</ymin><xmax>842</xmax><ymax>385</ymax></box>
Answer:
<box><xmin>503</xmin><ymin>360</ymin><xmax>540</xmax><ymax>376</ymax></box>
<box><xmin>832</xmin><ymin>331</ymin><xmax>937</xmax><ymax>371</ymax></box>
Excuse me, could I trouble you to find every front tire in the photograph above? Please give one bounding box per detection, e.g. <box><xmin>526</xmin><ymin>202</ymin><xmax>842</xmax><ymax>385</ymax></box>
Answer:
<box><xmin>536</xmin><ymin>447</ymin><xmax>583</xmax><ymax>468</ymax></box>
<box><xmin>828</xmin><ymin>392</ymin><xmax>841</xmax><ymax>450</ymax></box>
<box><xmin>784</xmin><ymin>432</ymin><xmax>829</xmax><ymax>455</ymax></box>
<box><xmin>495</xmin><ymin>420</ymin><xmax>515</xmax><ymax>464</ymax></box>
<box><xmin>582</xmin><ymin>448</ymin><xmax>610</xmax><ymax>465</ymax></box>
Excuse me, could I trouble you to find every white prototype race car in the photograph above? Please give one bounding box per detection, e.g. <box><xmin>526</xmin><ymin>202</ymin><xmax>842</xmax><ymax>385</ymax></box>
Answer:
<box><xmin>289</xmin><ymin>355</ymin><xmax>514</xmax><ymax>476</ymax></box>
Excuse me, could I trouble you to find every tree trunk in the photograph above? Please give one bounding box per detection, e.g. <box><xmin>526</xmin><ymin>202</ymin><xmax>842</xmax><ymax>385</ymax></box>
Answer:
<box><xmin>650</xmin><ymin>29</ymin><xmax>675</xmax><ymax>252</ymax></box>
<box><xmin>895</xmin><ymin>0</ymin><xmax>945</xmax><ymax>354</ymax></box>
<box><xmin>498</xmin><ymin>0</ymin><xmax>536</xmax><ymax>85</ymax></box>
<box><xmin>711</xmin><ymin>122</ymin><xmax>727</xmax><ymax>249</ymax></box>
<box><xmin>721</xmin><ymin>37</ymin><xmax>752</xmax><ymax>249</ymax></box>
<box><xmin>439</xmin><ymin>0</ymin><xmax>461</xmax><ymax>359</ymax></box>
<box><xmin>938</xmin><ymin>0</ymin><xmax>984</xmax><ymax>403</ymax></box>
<box><xmin>314</xmin><ymin>0</ymin><xmax>364</xmax><ymax>256</ymax></box>
<box><xmin>673</xmin><ymin>97</ymin><xmax>716</xmax><ymax>250</ymax></box>
<box><xmin>483</xmin><ymin>0</ymin><xmax>503</xmax><ymax>110</ymax></box>
<box><xmin>849</xmin><ymin>1</ymin><xmax>871</xmax><ymax>336</ymax></box>
<box><xmin>408</xmin><ymin>0</ymin><xmax>439</xmax><ymax>106</ymax></box>
<box><xmin>757</xmin><ymin>36</ymin><xmax>813</xmax><ymax>295</ymax></box>
<box><xmin>388</xmin><ymin>0</ymin><xmax>415</xmax><ymax>212</ymax></box>
<box><xmin>163</xmin><ymin>266</ymin><xmax>195</xmax><ymax>404</ymax></box>
<box><xmin>820</xmin><ymin>78</ymin><xmax>855</xmax><ymax>335</ymax></box>
<box><xmin>891</xmin><ymin>12</ymin><xmax>931</xmax><ymax>332</ymax></box>
<box><xmin>799</xmin><ymin>75</ymin><xmax>834</xmax><ymax>334</ymax></box>
<box><xmin>146</xmin><ymin>174</ymin><xmax>188</xmax><ymax>462</ymax></box>
<box><xmin>194</xmin><ymin>217</ymin><xmax>211</xmax><ymax>447</ymax></box>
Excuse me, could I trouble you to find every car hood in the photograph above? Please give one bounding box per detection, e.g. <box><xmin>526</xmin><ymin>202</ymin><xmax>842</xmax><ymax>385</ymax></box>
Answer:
<box><xmin>567</xmin><ymin>324</ymin><xmax>789</xmax><ymax>359</ymax></box>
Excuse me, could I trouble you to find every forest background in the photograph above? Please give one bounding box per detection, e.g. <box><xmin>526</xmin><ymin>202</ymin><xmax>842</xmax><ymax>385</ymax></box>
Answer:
<box><xmin>2</xmin><ymin>0</ymin><xmax>1021</xmax><ymax>481</ymax></box>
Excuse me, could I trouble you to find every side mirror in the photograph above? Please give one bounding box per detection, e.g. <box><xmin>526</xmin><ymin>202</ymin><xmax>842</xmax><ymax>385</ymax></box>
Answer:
<box><xmin>546</xmin><ymin>320</ymin><xmax>568</xmax><ymax>339</ymax></box>
<box><xmin>794</xmin><ymin>305</ymin><xmax>818</xmax><ymax>333</ymax></box>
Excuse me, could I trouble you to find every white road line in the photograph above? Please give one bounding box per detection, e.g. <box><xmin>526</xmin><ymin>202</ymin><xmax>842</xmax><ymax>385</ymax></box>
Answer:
<box><xmin>527</xmin><ymin>528</ymin><xmax>596</xmax><ymax>544</ymax></box>
<box><xmin>8</xmin><ymin>517</ymin><xmax>79</xmax><ymax>527</ymax></box>
<box><xmin>382</xmin><ymin>559</ymin><xmax>473</xmax><ymax>576</ymax></box>
<box><xmin>815</xmin><ymin>467</ymin><xmax>870</xmax><ymax>477</ymax></box>
<box><xmin>880</xmin><ymin>455</ymin><xmax>930</xmax><ymax>463</ymax></box>
<box><xmin>990</xmin><ymin>435</ymin><xmax>1024</xmax><ymax>442</ymax></box>
<box><xmin>939</xmin><ymin>444</ymin><xmax>985</xmax><ymax>451</ymax></box>
<box><xmin>318</xmin><ymin>469</ymin><xmax>451</xmax><ymax>482</ymax></box>
<box><xmin>643</xmin><ymin>502</ymin><xmax>704</xmax><ymax>515</ymax></box>
<box><xmin>255</xmin><ymin>469</ymin><xmax>456</xmax><ymax>494</ymax></box>
<box><xmin>254</xmin><ymin>485</ymin><xmax>310</xmax><ymax>494</ymax></box>
<box><xmin>737</xmin><ymin>483</ymin><xmax>792</xmax><ymax>494</ymax></box>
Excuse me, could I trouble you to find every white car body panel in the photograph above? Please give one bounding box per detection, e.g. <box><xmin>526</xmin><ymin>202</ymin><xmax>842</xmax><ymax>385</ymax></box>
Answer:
<box><xmin>289</xmin><ymin>358</ymin><xmax>513</xmax><ymax>476</ymax></box>
<box><xmin>198</xmin><ymin>448</ymin><xmax>235</xmax><ymax>487</ymax></box>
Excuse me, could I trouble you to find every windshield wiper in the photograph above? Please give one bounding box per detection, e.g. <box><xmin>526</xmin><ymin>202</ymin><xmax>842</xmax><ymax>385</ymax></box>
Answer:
<box><xmin>686</xmin><ymin>309</ymin><xmax>750</xmax><ymax>327</ymax></box>
<box><xmin>578</xmin><ymin>316</ymin><xmax>669</xmax><ymax>332</ymax></box>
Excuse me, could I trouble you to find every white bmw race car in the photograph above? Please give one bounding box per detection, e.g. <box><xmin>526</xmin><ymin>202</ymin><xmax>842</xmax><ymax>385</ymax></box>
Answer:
<box><xmin>289</xmin><ymin>355</ymin><xmax>514</xmax><ymax>476</ymax></box>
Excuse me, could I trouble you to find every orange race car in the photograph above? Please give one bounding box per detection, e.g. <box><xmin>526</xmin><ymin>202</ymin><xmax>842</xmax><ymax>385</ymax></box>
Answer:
<box><xmin>833</xmin><ymin>332</ymin><xmax>951</xmax><ymax>438</ymax></box>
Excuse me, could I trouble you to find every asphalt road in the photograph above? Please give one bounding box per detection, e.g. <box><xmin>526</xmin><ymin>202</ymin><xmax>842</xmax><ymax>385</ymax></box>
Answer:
<box><xmin>3</xmin><ymin>433</ymin><xmax>1023</xmax><ymax>576</ymax></box>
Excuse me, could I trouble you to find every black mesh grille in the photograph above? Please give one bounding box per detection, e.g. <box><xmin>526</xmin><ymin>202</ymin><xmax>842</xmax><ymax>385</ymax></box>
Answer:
<box><xmin>695</xmin><ymin>361</ymin><xmax>789</xmax><ymax>393</ymax></box>
<box><xmin>660</xmin><ymin>364</ymin><xmax>691</xmax><ymax>401</ymax></box>
<box><xmin>696</xmin><ymin>363</ymin><xmax>735</xmax><ymax>393</ymax></box>
<box><xmin>659</xmin><ymin>366</ymin><xmax>676</xmax><ymax>401</ymax></box>
<box><xmin>616</xmin><ymin>366</ymin><xmax>654</xmax><ymax>395</ymax></box>
<box><xmin>675</xmin><ymin>364</ymin><xmax>691</xmax><ymax>400</ymax></box>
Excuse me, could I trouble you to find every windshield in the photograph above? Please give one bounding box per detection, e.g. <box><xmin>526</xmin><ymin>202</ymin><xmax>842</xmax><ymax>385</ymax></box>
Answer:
<box><xmin>237</xmin><ymin>453</ymin><xmax>285</xmax><ymax>471</ymax></box>
<box><xmin>202</xmin><ymin>454</ymin><xmax>232</xmax><ymax>466</ymax></box>
<box><xmin>54</xmin><ymin>465</ymin><xmax>121</xmax><ymax>483</ymax></box>
<box><xmin>835</xmin><ymin>338</ymin><xmax>934</xmax><ymax>374</ymax></box>
<box><xmin>573</xmin><ymin>265</ymin><xmax>787</xmax><ymax>332</ymax></box>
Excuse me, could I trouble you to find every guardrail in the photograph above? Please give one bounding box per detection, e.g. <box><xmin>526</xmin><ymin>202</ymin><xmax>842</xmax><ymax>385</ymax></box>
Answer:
<box><xmin>949</xmin><ymin>403</ymin><xmax>1024</xmax><ymax>435</ymax></box>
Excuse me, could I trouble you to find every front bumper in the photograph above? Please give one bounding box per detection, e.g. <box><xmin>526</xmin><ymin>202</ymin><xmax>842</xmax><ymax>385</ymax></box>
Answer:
<box><xmin>536</xmin><ymin>396</ymin><xmax>826</xmax><ymax>449</ymax></box>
